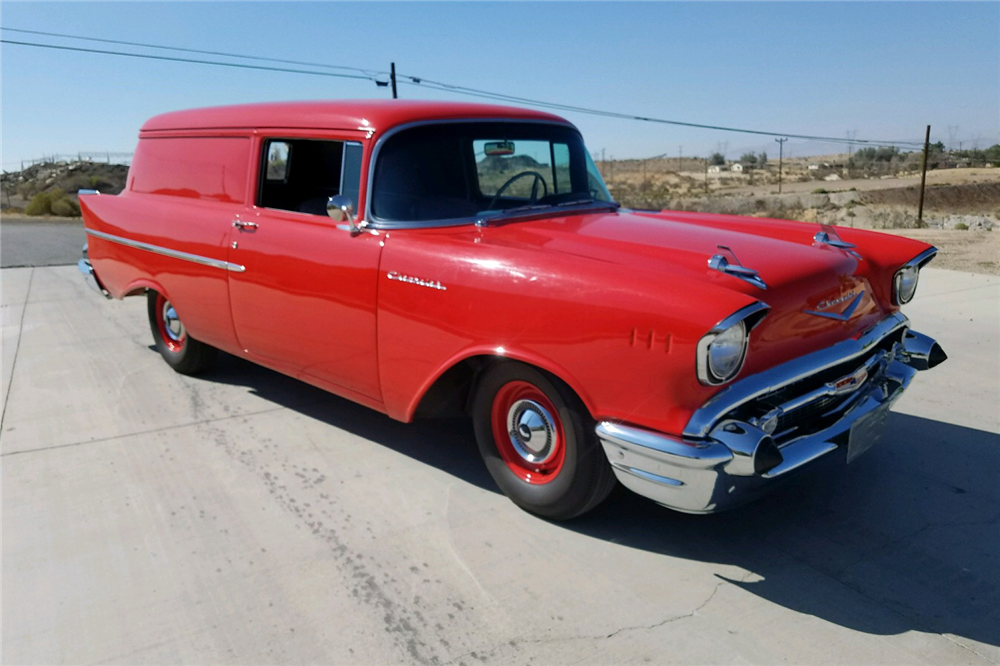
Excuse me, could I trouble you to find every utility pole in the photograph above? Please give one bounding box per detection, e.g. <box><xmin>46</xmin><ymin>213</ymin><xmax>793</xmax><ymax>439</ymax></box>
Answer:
<box><xmin>846</xmin><ymin>129</ymin><xmax>857</xmax><ymax>176</ymax></box>
<box><xmin>678</xmin><ymin>146</ymin><xmax>683</xmax><ymax>172</ymax></box>
<box><xmin>390</xmin><ymin>62</ymin><xmax>398</xmax><ymax>99</ymax></box>
<box><xmin>704</xmin><ymin>158</ymin><xmax>709</xmax><ymax>194</ymax></box>
<box><xmin>947</xmin><ymin>125</ymin><xmax>959</xmax><ymax>150</ymax></box>
<box><xmin>917</xmin><ymin>124</ymin><xmax>931</xmax><ymax>227</ymax></box>
<box><xmin>775</xmin><ymin>137</ymin><xmax>788</xmax><ymax>193</ymax></box>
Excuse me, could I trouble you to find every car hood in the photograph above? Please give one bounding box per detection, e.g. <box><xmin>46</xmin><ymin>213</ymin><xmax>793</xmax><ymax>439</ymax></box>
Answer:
<box><xmin>482</xmin><ymin>208</ymin><xmax>889</xmax><ymax>370</ymax></box>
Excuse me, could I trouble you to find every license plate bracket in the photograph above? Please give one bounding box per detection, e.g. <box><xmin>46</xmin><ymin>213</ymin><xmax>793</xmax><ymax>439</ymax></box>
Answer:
<box><xmin>847</xmin><ymin>402</ymin><xmax>890</xmax><ymax>464</ymax></box>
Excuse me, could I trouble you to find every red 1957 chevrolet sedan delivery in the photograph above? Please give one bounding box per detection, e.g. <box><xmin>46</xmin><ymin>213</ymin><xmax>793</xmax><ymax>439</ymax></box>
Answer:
<box><xmin>79</xmin><ymin>100</ymin><xmax>946</xmax><ymax>519</ymax></box>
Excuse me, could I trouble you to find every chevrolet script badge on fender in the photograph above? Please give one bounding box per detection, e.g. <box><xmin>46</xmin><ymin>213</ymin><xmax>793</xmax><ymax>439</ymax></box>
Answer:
<box><xmin>387</xmin><ymin>271</ymin><xmax>447</xmax><ymax>291</ymax></box>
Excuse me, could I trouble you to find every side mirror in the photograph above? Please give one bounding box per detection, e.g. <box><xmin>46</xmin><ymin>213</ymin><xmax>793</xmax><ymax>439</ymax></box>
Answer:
<box><xmin>327</xmin><ymin>195</ymin><xmax>359</xmax><ymax>233</ymax></box>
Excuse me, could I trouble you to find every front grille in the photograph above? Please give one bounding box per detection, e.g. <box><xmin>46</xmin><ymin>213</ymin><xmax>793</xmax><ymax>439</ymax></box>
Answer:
<box><xmin>724</xmin><ymin>326</ymin><xmax>904</xmax><ymax>444</ymax></box>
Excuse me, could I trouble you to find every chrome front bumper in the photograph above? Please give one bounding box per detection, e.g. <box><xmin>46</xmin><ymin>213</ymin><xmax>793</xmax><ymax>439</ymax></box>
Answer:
<box><xmin>78</xmin><ymin>243</ymin><xmax>110</xmax><ymax>298</ymax></box>
<box><xmin>597</xmin><ymin>314</ymin><xmax>946</xmax><ymax>514</ymax></box>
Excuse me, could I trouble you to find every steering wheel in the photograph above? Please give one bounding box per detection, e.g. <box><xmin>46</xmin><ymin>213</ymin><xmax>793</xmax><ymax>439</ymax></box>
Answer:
<box><xmin>487</xmin><ymin>171</ymin><xmax>549</xmax><ymax>210</ymax></box>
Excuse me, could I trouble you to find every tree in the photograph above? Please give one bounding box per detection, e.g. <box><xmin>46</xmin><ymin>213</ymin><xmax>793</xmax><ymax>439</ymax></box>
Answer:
<box><xmin>758</xmin><ymin>152</ymin><xmax>768</xmax><ymax>168</ymax></box>
<box><xmin>708</xmin><ymin>152</ymin><xmax>725</xmax><ymax>166</ymax></box>
<box><xmin>739</xmin><ymin>152</ymin><xmax>758</xmax><ymax>165</ymax></box>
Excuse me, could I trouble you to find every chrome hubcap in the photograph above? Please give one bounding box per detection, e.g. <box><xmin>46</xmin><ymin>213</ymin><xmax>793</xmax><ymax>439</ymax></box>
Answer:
<box><xmin>162</xmin><ymin>301</ymin><xmax>185</xmax><ymax>341</ymax></box>
<box><xmin>507</xmin><ymin>399</ymin><xmax>557</xmax><ymax>464</ymax></box>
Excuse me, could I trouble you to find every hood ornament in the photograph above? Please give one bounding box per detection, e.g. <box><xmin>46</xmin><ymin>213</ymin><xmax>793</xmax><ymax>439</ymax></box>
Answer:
<box><xmin>708</xmin><ymin>245</ymin><xmax>767</xmax><ymax>290</ymax></box>
<box><xmin>814</xmin><ymin>224</ymin><xmax>861</xmax><ymax>259</ymax></box>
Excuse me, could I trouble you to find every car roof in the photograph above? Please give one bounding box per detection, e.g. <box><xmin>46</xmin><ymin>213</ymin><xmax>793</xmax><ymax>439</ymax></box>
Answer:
<box><xmin>140</xmin><ymin>99</ymin><xmax>572</xmax><ymax>135</ymax></box>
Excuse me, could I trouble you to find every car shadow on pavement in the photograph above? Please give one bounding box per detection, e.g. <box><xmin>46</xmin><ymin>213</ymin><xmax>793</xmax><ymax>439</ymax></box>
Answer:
<box><xmin>569</xmin><ymin>412</ymin><xmax>1000</xmax><ymax>649</ymax></box>
<box><xmin>202</xmin><ymin>352</ymin><xmax>500</xmax><ymax>494</ymax></box>
<box><xmin>200</xmin><ymin>352</ymin><xmax>999</xmax><ymax>649</ymax></box>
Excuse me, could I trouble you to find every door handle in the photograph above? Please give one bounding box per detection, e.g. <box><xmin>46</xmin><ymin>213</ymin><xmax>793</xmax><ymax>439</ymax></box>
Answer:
<box><xmin>232</xmin><ymin>219</ymin><xmax>259</xmax><ymax>231</ymax></box>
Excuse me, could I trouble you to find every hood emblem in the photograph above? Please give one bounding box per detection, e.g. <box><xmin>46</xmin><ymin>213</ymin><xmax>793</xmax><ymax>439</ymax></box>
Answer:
<box><xmin>708</xmin><ymin>245</ymin><xmax>768</xmax><ymax>291</ymax></box>
<box><xmin>805</xmin><ymin>290</ymin><xmax>864</xmax><ymax>321</ymax></box>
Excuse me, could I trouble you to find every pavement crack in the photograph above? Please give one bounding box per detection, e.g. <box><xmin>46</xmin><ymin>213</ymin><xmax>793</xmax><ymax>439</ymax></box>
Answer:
<box><xmin>0</xmin><ymin>404</ymin><xmax>288</xmax><ymax>457</ymax></box>
<box><xmin>599</xmin><ymin>580</ymin><xmax>724</xmax><ymax>640</ymax></box>
<box><xmin>940</xmin><ymin>633</ymin><xmax>1000</xmax><ymax>665</ymax></box>
<box><xmin>1</xmin><ymin>267</ymin><xmax>34</xmax><ymax>434</ymax></box>
<box><xmin>443</xmin><ymin>579</ymin><xmax>731</xmax><ymax>664</ymax></box>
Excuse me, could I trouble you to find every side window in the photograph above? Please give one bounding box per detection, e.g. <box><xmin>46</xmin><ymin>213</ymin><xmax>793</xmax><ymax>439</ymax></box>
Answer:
<box><xmin>341</xmin><ymin>142</ymin><xmax>364</xmax><ymax>210</ymax></box>
<box><xmin>257</xmin><ymin>138</ymin><xmax>363</xmax><ymax>217</ymax></box>
<box><xmin>552</xmin><ymin>143</ymin><xmax>570</xmax><ymax>194</ymax></box>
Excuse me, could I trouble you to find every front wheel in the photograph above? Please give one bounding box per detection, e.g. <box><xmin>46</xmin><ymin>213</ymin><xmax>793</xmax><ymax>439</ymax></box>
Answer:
<box><xmin>147</xmin><ymin>291</ymin><xmax>218</xmax><ymax>375</ymax></box>
<box><xmin>472</xmin><ymin>362</ymin><xmax>616</xmax><ymax>520</ymax></box>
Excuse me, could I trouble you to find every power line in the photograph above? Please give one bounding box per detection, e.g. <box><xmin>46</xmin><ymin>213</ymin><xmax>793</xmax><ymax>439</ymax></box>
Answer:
<box><xmin>1</xmin><ymin>26</ymin><xmax>934</xmax><ymax>149</ymax></box>
<box><xmin>0</xmin><ymin>39</ymin><xmax>376</xmax><ymax>82</ymax></box>
<box><xmin>1</xmin><ymin>26</ymin><xmax>388</xmax><ymax>78</ymax></box>
<box><xmin>398</xmin><ymin>77</ymin><xmax>926</xmax><ymax>148</ymax></box>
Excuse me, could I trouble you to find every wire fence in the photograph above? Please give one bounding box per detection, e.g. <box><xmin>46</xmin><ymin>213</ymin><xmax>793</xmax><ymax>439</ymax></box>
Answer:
<box><xmin>11</xmin><ymin>152</ymin><xmax>134</xmax><ymax>171</ymax></box>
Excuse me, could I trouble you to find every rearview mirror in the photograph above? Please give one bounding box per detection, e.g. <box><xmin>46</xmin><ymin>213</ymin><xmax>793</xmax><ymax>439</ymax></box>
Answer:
<box><xmin>484</xmin><ymin>141</ymin><xmax>515</xmax><ymax>156</ymax></box>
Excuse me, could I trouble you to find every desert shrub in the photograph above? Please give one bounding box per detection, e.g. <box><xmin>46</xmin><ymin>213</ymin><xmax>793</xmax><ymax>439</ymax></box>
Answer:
<box><xmin>25</xmin><ymin>190</ymin><xmax>55</xmax><ymax>215</ymax></box>
<box><xmin>812</xmin><ymin>188</ymin><xmax>828</xmax><ymax>194</ymax></box>
<box><xmin>954</xmin><ymin>222</ymin><xmax>969</xmax><ymax>230</ymax></box>
<box><xmin>24</xmin><ymin>188</ymin><xmax>79</xmax><ymax>217</ymax></box>
<box><xmin>50</xmin><ymin>196</ymin><xmax>80</xmax><ymax>217</ymax></box>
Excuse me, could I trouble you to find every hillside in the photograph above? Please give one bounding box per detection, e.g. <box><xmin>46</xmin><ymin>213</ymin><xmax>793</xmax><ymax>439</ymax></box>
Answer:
<box><xmin>1</xmin><ymin>161</ymin><xmax>128</xmax><ymax>216</ymax></box>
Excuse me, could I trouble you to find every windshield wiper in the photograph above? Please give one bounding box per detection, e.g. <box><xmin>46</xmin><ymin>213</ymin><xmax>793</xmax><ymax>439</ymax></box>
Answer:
<box><xmin>476</xmin><ymin>199</ymin><xmax>619</xmax><ymax>226</ymax></box>
<box><xmin>558</xmin><ymin>197</ymin><xmax>622</xmax><ymax>209</ymax></box>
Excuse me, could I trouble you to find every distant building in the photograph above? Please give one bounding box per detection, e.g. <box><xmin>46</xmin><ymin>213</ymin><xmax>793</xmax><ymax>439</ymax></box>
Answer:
<box><xmin>731</xmin><ymin>163</ymin><xmax>745</xmax><ymax>172</ymax></box>
<box><xmin>708</xmin><ymin>164</ymin><xmax>725</xmax><ymax>174</ymax></box>
<box><xmin>808</xmin><ymin>164</ymin><xmax>820</xmax><ymax>171</ymax></box>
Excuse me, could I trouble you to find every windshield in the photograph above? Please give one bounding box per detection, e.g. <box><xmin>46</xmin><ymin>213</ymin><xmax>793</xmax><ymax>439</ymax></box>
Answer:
<box><xmin>370</xmin><ymin>122</ymin><xmax>613</xmax><ymax>224</ymax></box>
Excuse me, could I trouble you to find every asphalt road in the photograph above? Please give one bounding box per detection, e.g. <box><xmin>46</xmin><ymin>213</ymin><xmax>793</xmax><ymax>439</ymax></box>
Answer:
<box><xmin>2</xmin><ymin>265</ymin><xmax>998</xmax><ymax>664</ymax></box>
<box><xmin>1</xmin><ymin>216</ymin><xmax>85</xmax><ymax>268</ymax></box>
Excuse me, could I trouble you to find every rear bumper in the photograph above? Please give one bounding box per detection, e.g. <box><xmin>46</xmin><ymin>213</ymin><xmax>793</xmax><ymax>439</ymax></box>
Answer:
<box><xmin>78</xmin><ymin>244</ymin><xmax>110</xmax><ymax>298</ymax></box>
<box><xmin>597</xmin><ymin>315</ymin><xmax>945</xmax><ymax>514</ymax></box>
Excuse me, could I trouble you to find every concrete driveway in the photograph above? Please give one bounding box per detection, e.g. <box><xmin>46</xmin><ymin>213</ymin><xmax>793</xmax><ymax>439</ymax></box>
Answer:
<box><xmin>2</xmin><ymin>266</ymin><xmax>998</xmax><ymax>665</ymax></box>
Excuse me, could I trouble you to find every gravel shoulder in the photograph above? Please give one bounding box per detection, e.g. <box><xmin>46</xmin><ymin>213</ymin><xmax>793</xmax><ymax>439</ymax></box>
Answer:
<box><xmin>877</xmin><ymin>228</ymin><xmax>999</xmax><ymax>275</ymax></box>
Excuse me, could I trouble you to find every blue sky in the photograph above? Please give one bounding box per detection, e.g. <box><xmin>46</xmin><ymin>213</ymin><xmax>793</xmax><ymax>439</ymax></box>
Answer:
<box><xmin>2</xmin><ymin>2</ymin><xmax>998</xmax><ymax>169</ymax></box>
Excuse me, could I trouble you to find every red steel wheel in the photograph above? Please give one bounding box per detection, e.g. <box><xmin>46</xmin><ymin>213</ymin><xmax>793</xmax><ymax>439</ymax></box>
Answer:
<box><xmin>490</xmin><ymin>380</ymin><xmax>567</xmax><ymax>484</ymax></box>
<box><xmin>473</xmin><ymin>362</ymin><xmax>616</xmax><ymax>520</ymax></box>
<box><xmin>146</xmin><ymin>290</ymin><xmax>217</xmax><ymax>375</ymax></box>
<box><xmin>153</xmin><ymin>293</ymin><xmax>187</xmax><ymax>353</ymax></box>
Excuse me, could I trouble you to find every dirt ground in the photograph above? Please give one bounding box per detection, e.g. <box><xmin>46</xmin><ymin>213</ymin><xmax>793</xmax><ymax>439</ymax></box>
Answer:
<box><xmin>716</xmin><ymin>167</ymin><xmax>1000</xmax><ymax>197</ymax></box>
<box><xmin>878</xmin><ymin>228</ymin><xmax>999</xmax><ymax>275</ymax></box>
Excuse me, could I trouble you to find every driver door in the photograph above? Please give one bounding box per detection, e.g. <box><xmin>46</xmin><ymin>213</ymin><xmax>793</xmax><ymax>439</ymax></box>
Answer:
<box><xmin>227</xmin><ymin>132</ymin><xmax>384</xmax><ymax>402</ymax></box>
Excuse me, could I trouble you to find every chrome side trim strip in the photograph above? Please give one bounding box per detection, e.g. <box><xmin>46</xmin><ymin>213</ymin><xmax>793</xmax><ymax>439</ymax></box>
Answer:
<box><xmin>684</xmin><ymin>312</ymin><xmax>909</xmax><ymax>438</ymax></box>
<box><xmin>85</xmin><ymin>229</ymin><xmax>246</xmax><ymax>273</ymax></box>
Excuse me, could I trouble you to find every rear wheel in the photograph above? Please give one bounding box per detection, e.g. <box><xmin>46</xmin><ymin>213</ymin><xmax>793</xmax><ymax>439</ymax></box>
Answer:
<box><xmin>147</xmin><ymin>291</ymin><xmax>217</xmax><ymax>375</ymax></box>
<box><xmin>472</xmin><ymin>362</ymin><xmax>616</xmax><ymax>520</ymax></box>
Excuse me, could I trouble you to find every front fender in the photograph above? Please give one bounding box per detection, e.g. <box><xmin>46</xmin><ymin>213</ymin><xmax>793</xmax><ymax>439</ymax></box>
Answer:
<box><xmin>377</xmin><ymin>228</ymin><xmax>759</xmax><ymax>435</ymax></box>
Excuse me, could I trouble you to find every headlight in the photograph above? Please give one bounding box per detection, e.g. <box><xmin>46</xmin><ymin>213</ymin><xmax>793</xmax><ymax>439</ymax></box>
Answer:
<box><xmin>894</xmin><ymin>265</ymin><xmax>919</xmax><ymax>304</ymax></box>
<box><xmin>698</xmin><ymin>319</ymin><xmax>751</xmax><ymax>386</ymax></box>
<box><xmin>708</xmin><ymin>321</ymin><xmax>746</xmax><ymax>381</ymax></box>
